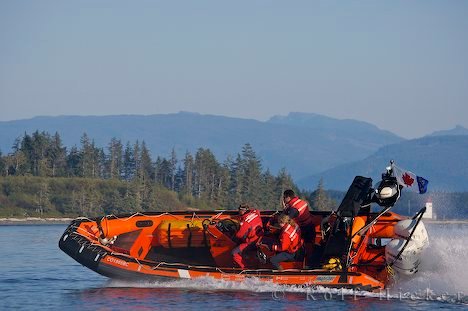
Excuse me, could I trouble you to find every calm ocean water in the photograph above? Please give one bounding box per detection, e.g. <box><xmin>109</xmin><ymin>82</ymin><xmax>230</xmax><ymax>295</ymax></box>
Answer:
<box><xmin>0</xmin><ymin>223</ymin><xmax>467</xmax><ymax>310</ymax></box>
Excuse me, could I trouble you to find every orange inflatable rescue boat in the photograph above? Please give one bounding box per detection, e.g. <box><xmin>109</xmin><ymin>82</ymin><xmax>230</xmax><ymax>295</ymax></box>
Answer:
<box><xmin>59</xmin><ymin>163</ymin><xmax>429</xmax><ymax>292</ymax></box>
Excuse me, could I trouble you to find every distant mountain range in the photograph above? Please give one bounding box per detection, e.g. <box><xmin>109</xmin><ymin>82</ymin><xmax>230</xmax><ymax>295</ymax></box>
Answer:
<box><xmin>428</xmin><ymin>125</ymin><xmax>468</xmax><ymax>137</ymax></box>
<box><xmin>0</xmin><ymin>112</ymin><xmax>403</xmax><ymax>182</ymax></box>
<box><xmin>299</xmin><ymin>135</ymin><xmax>468</xmax><ymax>192</ymax></box>
<box><xmin>2</xmin><ymin>112</ymin><xmax>466</xmax><ymax>191</ymax></box>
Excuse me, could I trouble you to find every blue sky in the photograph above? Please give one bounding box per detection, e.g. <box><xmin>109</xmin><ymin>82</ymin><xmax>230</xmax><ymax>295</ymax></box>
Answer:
<box><xmin>1</xmin><ymin>1</ymin><xmax>467</xmax><ymax>138</ymax></box>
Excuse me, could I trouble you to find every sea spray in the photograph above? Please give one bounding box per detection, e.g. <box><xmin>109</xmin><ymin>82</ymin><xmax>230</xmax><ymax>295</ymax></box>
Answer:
<box><xmin>392</xmin><ymin>223</ymin><xmax>468</xmax><ymax>302</ymax></box>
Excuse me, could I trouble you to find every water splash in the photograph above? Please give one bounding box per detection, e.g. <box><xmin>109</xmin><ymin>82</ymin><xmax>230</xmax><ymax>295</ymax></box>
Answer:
<box><xmin>390</xmin><ymin>223</ymin><xmax>468</xmax><ymax>304</ymax></box>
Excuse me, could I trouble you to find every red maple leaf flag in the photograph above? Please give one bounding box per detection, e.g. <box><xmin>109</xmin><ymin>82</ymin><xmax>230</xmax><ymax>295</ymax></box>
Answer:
<box><xmin>402</xmin><ymin>172</ymin><xmax>414</xmax><ymax>187</ymax></box>
<box><xmin>392</xmin><ymin>163</ymin><xmax>429</xmax><ymax>194</ymax></box>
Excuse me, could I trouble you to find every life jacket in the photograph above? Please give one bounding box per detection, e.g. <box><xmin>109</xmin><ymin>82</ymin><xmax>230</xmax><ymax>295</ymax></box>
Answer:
<box><xmin>287</xmin><ymin>197</ymin><xmax>314</xmax><ymax>227</ymax></box>
<box><xmin>235</xmin><ymin>209</ymin><xmax>264</xmax><ymax>243</ymax></box>
<box><xmin>273</xmin><ymin>223</ymin><xmax>303</xmax><ymax>253</ymax></box>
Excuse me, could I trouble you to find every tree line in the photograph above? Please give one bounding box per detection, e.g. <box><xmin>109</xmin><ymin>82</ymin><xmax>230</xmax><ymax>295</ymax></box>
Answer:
<box><xmin>0</xmin><ymin>131</ymin><xmax>337</xmax><ymax>217</ymax></box>
<box><xmin>3</xmin><ymin>131</ymin><xmax>465</xmax><ymax>219</ymax></box>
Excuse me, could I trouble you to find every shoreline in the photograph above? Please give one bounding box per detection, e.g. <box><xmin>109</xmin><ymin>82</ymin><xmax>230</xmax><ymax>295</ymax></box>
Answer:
<box><xmin>0</xmin><ymin>217</ymin><xmax>74</xmax><ymax>225</ymax></box>
<box><xmin>424</xmin><ymin>219</ymin><xmax>468</xmax><ymax>224</ymax></box>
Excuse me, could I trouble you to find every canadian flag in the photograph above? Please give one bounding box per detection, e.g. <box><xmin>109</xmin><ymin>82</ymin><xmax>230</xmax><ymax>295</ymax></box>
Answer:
<box><xmin>392</xmin><ymin>164</ymin><xmax>429</xmax><ymax>194</ymax></box>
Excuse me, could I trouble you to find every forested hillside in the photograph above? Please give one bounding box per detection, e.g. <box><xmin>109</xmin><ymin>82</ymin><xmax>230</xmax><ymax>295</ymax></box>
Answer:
<box><xmin>2</xmin><ymin>130</ymin><xmax>464</xmax><ymax>219</ymax></box>
<box><xmin>0</xmin><ymin>131</ymin><xmax>299</xmax><ymax>217</ymax></box>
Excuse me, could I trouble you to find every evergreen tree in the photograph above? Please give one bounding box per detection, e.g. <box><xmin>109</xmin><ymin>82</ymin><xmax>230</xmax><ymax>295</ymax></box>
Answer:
<box><xmin>169</xmin><ymin>148</ymin><xmax>177</xmax><ymax>191</ymax></box>
<box><xmin>96</xmin><ymin>148</ymin><xmax>107</xmax><ymax>179</ymax></box>
<box><xmin>310</xmin><ymin>177</ymin><xmax>335</xmax><ymax>211</ymax></box>
<box><xmin>0</xmin><ymin>150</ymin><xmax>4</xmax><ymax>176</ymax></box>
<box><xmin>48</xmin><ymin>132</ymin><xmax>67</xmax><ymax>177</ymax></box>
<box><xmin>66</xmin><ymin>146</ymin><xmax>81</xmax><ymax>177</ymax></box>
<box><xmin>240</xmin><ymin>143</ymin><xmax>262</xmax><ymax>207</ymax></box>
<box><xmin>20</xmin><ymin>132</ymin><xmax>34</xmax><ymax>175</ymax></box>
<box><xmin>260</xmin><ymin>169</ymin><xmax>278</xmax><ymax>210</ymax></box>
<box><xmin>79</xmin><ymin>133</ymin><xmax>95</xmax><ymax>178</ymax></box>
<box><xmin>108</xmin><ymin>137</ymin><xmax>123</xmax><ymax>179</ymax></box>
<box><xmin>215</xmin><ymin>160</ymin><xmax>231</xmax><ymax>208</ymax></box>
<box><xmin>228</xmin><ymin>154</ymin><xmax>244</xmax><ymax>208</ymax></box>
<box><xmin>139</xmin><ymin>141</ymin><xmax>153</xmax><ymax>183</ymax></box>
<box><xmin>173</xmin><ymin>166</ymin><xmax>184</xmax><ymax>193</ymax></box>
<box><xmin>90</xmin><ymin>140</ymin><xmax>100</xmax><ymax>178</ymax></box>
<box><xmin>122</xmin><ymin>142</ymin><xmax>135</xmax><ymax>181</ymax></box>
<box><xmin>193</xmin><ymin>148</ymin><xmax>219</xmax><ymax>200</ymax></box>
<box><xmin>154</xmin><ymin>156</ymin><xmax>163</xmax><ymax>184</ymax></box>
<box><xmin>275</xmin><ymin>168</ymin><xmax>295</xmax><ymax>208</ymax></box>
<box><xmin>11</xmin><ymin>137</ymin><xmax>28</xmax><ymax>175</ymax></box>
<box><xmin>31</xmin><ymin>131</ymin><xmax>51</xmax><ymax>176</ymax></box>
<box><xmin>182</xmin><ymin>151</ymin><xmax>194</xmax><ymax>197</ymax></box>
<box><xmin>133</xmin><ymin>140</ymin><xmax>141</xmax><ymax>181</ymax></box>
<box><xmin>155</xmin><ymin>156</ymin><xmax>173</xmax><ymax>188</ymax></box>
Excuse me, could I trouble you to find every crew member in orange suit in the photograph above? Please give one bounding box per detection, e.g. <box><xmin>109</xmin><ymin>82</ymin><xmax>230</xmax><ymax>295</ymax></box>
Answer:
<box><xmin>283</xmin><ymin>189</ymin><xmax>320</xmax><ymax>265</ymax></box>
<box><xmin>231</xmin><ymin>204</ymin><xmax>264</xmax><ymax>269</ymax></box>
<box><xmin>270</xmin><ymin>214</ymin><xmax>303</xmax><ymax>270</ymax></box>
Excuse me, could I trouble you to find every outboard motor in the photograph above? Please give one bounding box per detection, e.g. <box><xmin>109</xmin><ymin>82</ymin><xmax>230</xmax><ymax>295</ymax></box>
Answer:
<box><xmin>385</xmin><ymin>212</ymin><xmax>429</xmax><ymax>275</ymax></box>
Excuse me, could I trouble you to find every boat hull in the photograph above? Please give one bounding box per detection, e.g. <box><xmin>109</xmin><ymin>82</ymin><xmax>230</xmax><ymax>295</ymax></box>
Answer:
<box><xmin>59</xmin><ymin>213</ymin><xmax>388</xmax><ymax>291</ymax></box>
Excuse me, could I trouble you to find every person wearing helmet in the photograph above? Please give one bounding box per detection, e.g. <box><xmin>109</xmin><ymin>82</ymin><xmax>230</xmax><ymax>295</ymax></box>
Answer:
<box><xmin>231</xmin><ymin>203</ymin><xmax>264</xmax><ymax>269</ymax></box>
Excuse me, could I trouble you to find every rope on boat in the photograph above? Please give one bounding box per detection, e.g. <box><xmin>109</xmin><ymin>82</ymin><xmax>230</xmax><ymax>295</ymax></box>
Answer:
<box><xmin>68</xmin><ymin>211</ymin><xmax>314</xmax><ymax>275</ymax></box>
<box><xmin>213</xmin><ymin>211</ymin><xmax>224</xmax><ymax>220</ymax></box>
<box><xmin>144</xmin><ymin>261</ymin><xmax>230</xmax><ymax>274</ymax></box>
<box><xmin>104</xmin><ymin>212</ymin><xmax>173</xmax><ymax>222</ymax></box>
<box><xmin>75</xmin><ymin>216</ymin><xmax>95</xmax><ymax>222</ymax></box>
<box><xmin>74</xmin><ymin>209</ymin><xmax>235</xmax><ymax>229</ymax></box>
<box><xmin>237</xmin><ymin>268</ymin><xmax>286</xmax><ymax>275</ymax></box>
